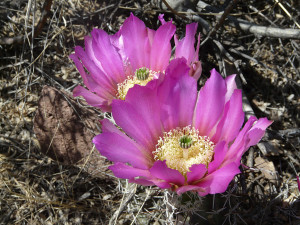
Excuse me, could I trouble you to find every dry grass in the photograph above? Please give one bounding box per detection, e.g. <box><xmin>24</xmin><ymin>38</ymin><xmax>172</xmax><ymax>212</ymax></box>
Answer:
<box><xmin>0</xmin><ymin>0</ymin><xmax>299</xmax><ymax>224</ymax></box>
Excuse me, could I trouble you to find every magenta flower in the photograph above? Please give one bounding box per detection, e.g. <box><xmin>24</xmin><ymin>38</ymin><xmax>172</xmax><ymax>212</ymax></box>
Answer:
<box><xmin>93</xmin><ymin>58</ymin><xmax>272</xmax><ymax>196</ymax></box>
<box><xmin>70</xmin><ymin>13</ymin><xmax>201</xmax><ymax>112</ymax></box>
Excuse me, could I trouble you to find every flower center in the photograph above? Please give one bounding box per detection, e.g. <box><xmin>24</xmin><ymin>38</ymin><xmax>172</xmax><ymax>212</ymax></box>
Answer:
<box><xmin>135</xmin><ymin>67</ymin><xmax>149</xmax><ymax>80</ymax></box>
<box><xmin>153</xmin><ymin>126</ymin><xmax>215</xmax><ymax>176</ymax></box>
<box><xmin>117</xmin><ymin>67</ymin><xmax>155</xmax><ymax>100</ymax></box>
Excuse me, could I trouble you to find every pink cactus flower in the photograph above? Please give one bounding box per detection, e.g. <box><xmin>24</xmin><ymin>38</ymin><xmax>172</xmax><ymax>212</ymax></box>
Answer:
<box><xmin>93</xmin><ymin>58</ymin><xmax>272</xmax><ymax>196</ymax></box>
<box><xmin>70</xmin><ymin>13</ymin><xmax>201</xmax><ymax>112</ymax></box>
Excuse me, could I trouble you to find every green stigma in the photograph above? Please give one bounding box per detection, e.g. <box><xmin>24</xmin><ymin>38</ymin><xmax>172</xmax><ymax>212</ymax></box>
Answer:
<box><xmin>135</xmin><ymin>67</ymin><xmax>149</xmax><ymax>80</ymax></box>
<box><xmin>179</xmin><ymin>135</ymin><xmax>193</xmax><ymax>149</ymax></box>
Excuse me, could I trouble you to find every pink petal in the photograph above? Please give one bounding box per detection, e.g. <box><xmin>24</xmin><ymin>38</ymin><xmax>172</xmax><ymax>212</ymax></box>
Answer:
<box><xmin>149</xmin><ymin>160</ymin><xmax>185</xmax><ymax>186</ymax></box>
<box><xmin>109</xmin><ymin>162</ymin><xmax>151</xmax><ymax>180</ymax></box>
<box><xmin>197</xmin><ymin>162</ymin><xmax>240</xmax><ymax>194</ymax></box>
<box><xmin>164</xmin><ymin>58</ymin><xmax>190</xmax><ymax>79</ymax></box>
<box><xmin>246</xmin><ymin>118</ymin><xmax>273</xmax><ymax>149</ymax></box>
<box><xmin>189</xmin><ymin>61</ymin><xmax>202</xmax><ymax>80</ymax></box>
<box><xmin>130</xmin><ymin>178</ymin><xmax>154</xmax><ymax>186</ymax></box>
<box><xmin>73</xmin><ymin>85</ymin><xmax>110</xmax><ymax>111</ymax></box>
<box><xmin>150</xmin><ymin>179</ymin><xmax>172</xmax><ymax>189</ymax></box>
<box><xmin>91</xmin><ymin>29</ymin><xmax>125</xmax><ymax>82</ymax></box>
<box><xmin>176</xmin><ymin>185</ymin><xmax>205</xmax><ymax>195</ymax></box>
<box><xmin>125</xmin><ymin>84</ymin><xmax>163</xmax><ymax>141</ymax></box>
<box><xmin>224</xmin><ymin>74</ymin><xmax>237</xmax><ymax>102</ymax></box>
<box><xmin>158</xmin><ymin>59</ymin><xmax>197</xmax><ymax>130</ymax></box>
<box><xmin>84</xmin><ymin>36</ymin><xmax>105</xmax><ymax>76</ymax></box>
<box><xmin>93</xmin><ymin>132</ymin><xmax>152</xmax><ymax>169</ymax></box>
<box><xmin>74</xmin><ymin>46</ymin><xmax>117</xmax><ymax>95</ymax></box>
<box><xmin>122</xmin><ymin>13</ymin><xmax>149</xmax><ymax>70</ymax></box>
<box><xmin>175</xmin><ymin>23</ymin><xmax>198</xmax><ymax>64</ymax></box>
<box><xmin>109</xmin><ymin>30</ymin><xmax>127</xmax><ymax>62</ymax></box>
<box><xmin>147</xmin><ymin>28</ymin><xmax>155</xmax><ymax>46</ymax></box>
<box><xmin>100</xmin><ymin>119</ymin><xmax>127</xmax><ymax>138</ymax></box>
<box><xmin>207</xmin><ymin>141</ymin><xmax>227</xmax><ymax>174</ymax></box>
<box><xmin>150</xmin><ymin>21</ymin><xmax>176</xmax><ymax>71</ymax></box>
<box><xmin>70</xmin><ymin>53</ymin><xmax>90</xmax><ymax>89</ymax></box>
<box><xmin>193</xmin><ymin>69</ymin><xmax>226</xmax><ymax>136</ymax></box>
<box><xmin>223</xmin><ymin>116</ymin><xmax>257</xmax><ymax>164</ymax></box>
<box><xmin>71</xmin><ymin>52</ymin><xmax>115</xmax><ymax>101</ymax></box>
<box><xmin>212</xmin><ymin>89</ymin><xmax>244</xmax><ymax>143</ymax></box>
<box><xmin>197</xmin><ymin>189</ymin><xmax>210</xmax><ymax>196</ymax></box>
<box><xmin>186</xmin><ymin>164</ymin><xmax>207</xmax><ymax>184</ymax></box>
<box><xmin>111</xmin><ymin>99</ymin><xmax>158</xmax><ymax>152</ymax></box>
<box><xmin>158</xmin><ymin>14</ymin><xmax>167</xmax><ymax>25</ymax></box>
<box><xmin>224</xmin><ymin>117</ymin><xmax>272</xmax><ymax>166</ymax></box>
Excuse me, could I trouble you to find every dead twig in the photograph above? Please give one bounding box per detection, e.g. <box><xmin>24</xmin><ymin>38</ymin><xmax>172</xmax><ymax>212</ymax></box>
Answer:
<box><xmin>229</xmin><ymin>18</ymin><xmax>300</xmax><ymax>39</ymax></box>
<box><xmin>109</xmin><ymin>183</ymin><xmax>137</xmax><ymax>225</ymax></box>
<box><xmin>197</xmin><ymin>1</ymin><xmax>300</xmax><ymax>39</ymax></box>
<box><xmin>201</xmin><ymin>0</ymin><xmax>238</xmax><ymax>46</ymax></box>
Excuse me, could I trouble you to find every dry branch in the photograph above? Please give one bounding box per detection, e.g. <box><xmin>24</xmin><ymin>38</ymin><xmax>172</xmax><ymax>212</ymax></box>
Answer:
<box><xmin>201</xmin><ymin>0</ymin><xmax>238</xmax><ymax>45</ymax></box>
<box><xmin>228</xmin><ymin>17</ymin><xmax>300</xmax><ymax>39</ymax></box>
<box><xmin>197</xmin><ymin>1</ymin><xmax>300</xmax><ymax>39</ymax></box>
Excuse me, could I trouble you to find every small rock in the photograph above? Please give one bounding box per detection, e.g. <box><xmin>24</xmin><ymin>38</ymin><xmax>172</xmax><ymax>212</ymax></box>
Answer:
<box><xmin>255</xmin><ymin>156</ymin><xmax>278</xmax><ymax>183</ymax></box>
<box><xmin>33</xmin><ymin>86</ymin><xmax>112</xmax><ymax>177</ymax></box>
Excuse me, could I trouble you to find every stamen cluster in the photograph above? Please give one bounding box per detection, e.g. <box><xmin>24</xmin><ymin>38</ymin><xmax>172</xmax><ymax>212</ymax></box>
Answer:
<box><xmin>117</xmin><ymin>69</ymin><xmax>156</xmax><ymax>100</ymax></box>
<box><xmin>153</xmin><ymin>126</ymin><xmax>215</xmax><ymax>176</ymax></box>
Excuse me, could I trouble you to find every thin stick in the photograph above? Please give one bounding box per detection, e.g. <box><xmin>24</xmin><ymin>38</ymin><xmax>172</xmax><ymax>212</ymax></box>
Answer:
<box><xmin>201</xmin><ymin>0</ymin><xmax>238</xmax><ymax>46</ymax></box>
<box><xmin>197</xmin><ymin>1</ymin><xmax>300</xmax><ymax>39</ymax></box>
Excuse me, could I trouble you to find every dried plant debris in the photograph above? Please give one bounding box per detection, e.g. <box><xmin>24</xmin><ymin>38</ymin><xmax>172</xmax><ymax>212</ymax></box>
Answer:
<box><xmin>0</xmin><ymin>0</ymin><xmax>299</xmax><ymax>224</ymax></box>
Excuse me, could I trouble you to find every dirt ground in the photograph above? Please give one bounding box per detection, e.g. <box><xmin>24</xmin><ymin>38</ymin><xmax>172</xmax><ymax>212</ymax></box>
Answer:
<box><xmin>0</xmin><ymin>0</ymin><xmax>299</xmax><ymax>224</ymax></box>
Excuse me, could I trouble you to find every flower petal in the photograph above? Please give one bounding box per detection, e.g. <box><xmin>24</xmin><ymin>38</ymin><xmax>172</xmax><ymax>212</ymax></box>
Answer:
<box><xmin>93</xmin><ymin>132</ymin><xmax>152</xmax><ymax>169</ymax></box>
<box><xmin>130</xmin><ymin>178</ymin><xmax>154</xmax><ymax>186</ymax></box>
<box><xmin>100</xmin><ymin>119</ymin><xmax>127</xmax><ymax>138</ymax></box>
<box><xmin>70</xmin><ymin>52</ymin><xmax>115</xmax><ymax>100</ymax></box>
<box><xmin>175</xmin><ymin>23</ymin><xmax>198</xmax><ymax>64</ymax></box>
<box><xmin>109</xmin><ymin>30</ymin><xmax>127</xmax><ymax>62</ymax></box>
<box><xmin>73</xmin><ymin>85</ymin><xmax>110</xmax><ymax>111</ymax></box>
<box><xmin>197</xmin><ymin>162</ymin><xmax>240</xmax><ymax>194</ymax></box>
<box><xmin>189</xmin><ymin>61</ymin><xmax>202</xmax><ymax>80</ymax></box>
<box><xmin>207</xmin><ymin>141</ymin><xmax>227</xmax><ymax>174</ymax></box>
<box><xmin>158</xmin><ymin>58</ymin><xmax>197</xmax><ymax>130</ymax></box>
<box><xmin>73</xmin><ymin>46</ymin><xmax>117</xmax><ymax>96</ymax></box>
<box><xmin>224</xmin><ymin>74</ymin><xmax>237</xmax><ymax>102</ymax></box>
<box><xmin>150</xmin><ymin>180</ymin><xmax>172</xmax><ymax>189</ymax></box>
<box><xmin>125</xmin><ymin>84</ymin><xmax>163</xmax><ymax>142</ymax></box>
<box><xmin>186</xmin><ymin>164</ymin><xmax>207</xmax><ymax>184</ymax></box>
<box><xmin>111</xmin><ymin>99</ymin><xmax>158</xmax><ymax>152</ymax></box>
<box><xmin>150</xmin><ymin>21</ymin><xmax>176</xmax><ymax>71</ymax></box>
<box><xmin>164</xmin><ymin>58</ymin><xmax>190</xmax><ymax>79</ymax></box>
<box><xmin>245</xmin><ymin>118</ymin><xmax>273</xmax><ymax>149</ymax></box>
<box><xmin>223</xmin><ymin>116</ymin><xmax>257</xmax><ymax>164</ymax></box>
<box><xmin>176</xmin><ymin>185</ymin><xmax>205</xmax><ymax>195</ymax></box>
<box><xmin>91</xmin><ymin>29</ymin><xmax>125</xmax><ymax>83</ymax></box>
<box><xmin>70</xmin><ymin>53</ymin><xmax>91</xmax><ymax>89</ymax></box>
<box><xmin>122</xmin><ymin>13</ymin><xmax>149</xmax><ymax>70</ymax></box>
<box><xmin>158</xmin><ymin>14</ymin><xmax>167</xmax><ymax>25</ymax></box>
<box><xmin>150</xmin><ymin>160</ymin><xmax>185</xmax><ymax>186</ymax></box>
<box><xmin>109</xmin><ymin>162</ymin><xmax>151</xmax><ymax>179</ymax></box>
<box><xmin>224</xmin><ymin>117</ymin><xmax>272</xmax><ymax>165</ymax></box>
<box><xmin>212</xmin><ymin>89</ymin><xmax>244</xmax><ymax>143</ymax></box>
<box><xmin>194</xmin><ymin>69</ymin><xmax>226</xmax><ymax>136</ymax></box>
<box><xmin>84</xmin><ymin>36</ymin><xmax>105</xmax><ymax>75</ymax></box>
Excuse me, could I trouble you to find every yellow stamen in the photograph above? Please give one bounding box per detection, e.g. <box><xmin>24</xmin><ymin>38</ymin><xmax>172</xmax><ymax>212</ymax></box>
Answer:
<box><xmin>153</xmin><ymin>126</ymin><xmax>215</xmax><ymax>176</ymax></box>
<box><xmin>117</xmin><ymin>68</ymin><xmax>157</xmax><ymax>100</ymax></box>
